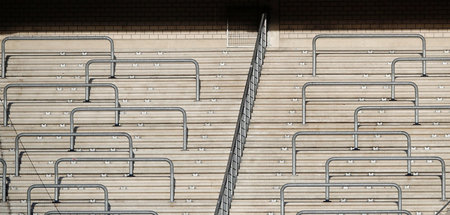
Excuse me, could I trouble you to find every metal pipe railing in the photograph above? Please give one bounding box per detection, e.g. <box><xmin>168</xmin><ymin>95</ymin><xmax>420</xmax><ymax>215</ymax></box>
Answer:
<box><xmin>312</xmin><ymin>34</ymin><xmax>426</xmax><ymax>76</ymax></box>
<box><xmin>325</xmin><ymin>156</ymin><xmax>446</xmax><ymax>200</ymax></box>
<box><xmin>70</xmin><ymin>106</ymin><xmax>188</xmax><ymax>150</ymax></box>
<box><xmin>280</xmin><ymin>183</ymin><xmax>402</xmax><ymax>215</ymax></box>
<box><xmin>2</xmin><ymin>36</ymin><xmax>115</xmax><ymax>78</ymax></box>
<box><xmin>297</xmin><ymin>210</ymin><xmax>412</xmax><ymax>215</ymax></box>
<box><xmin>302</xmin><ymin>82</ymin><xmax>419</xmax><ymax>124</ymax></box>
<box><xmin>391</xmin><ymin>57</ymin><xmax>450</xmax><ymax>99</ymax></box>
<box><xmin>215</xmin><ymin>13</ymin><xmax>267</xmax><ymax>215</ymax></box>
<box><xmin>27</xmin><ymin>184</ymin><xmax>109</xmax><ymax>215</ymax></box>
<box><xmin>291</xmin><ymin>131</ymin><xmax>412</xmax><ymax>175</ymax></box>
<box><xmin>354</xmin><ymin>105</ymin><xmax>450</xmax><ymax>130</ymax></box>
<box><xmin>0</xmin><ymin>158</ymin><xmax>6</xmax><ymax>202</ymax></box>
<box><xmin>54</xmin><ymin>157</ymin><xmax>174</xmax><ymax>202</ymax></box>
<box><xmin>84</xmin><ymin>58</ymin><xmax>200</xmax><ymax>101</ymax></box>
<box><xmin>15</xmin><ymin>132</ymin><xmax>134</xmax><ymax>177</ymax></box>
<box><xmin>45</xmin><ymin>211</ymin><xmax>158</xmax><ymax>215</ymax></box>
<box><xmin>436</xmin><ymin>200</ymin><xmax>450</xmax><ymax>215</ymax></box>
<box><xmin>3</xmin><ymin>83</ymin><xmax>120</xmax><ymax>126</ymax></box>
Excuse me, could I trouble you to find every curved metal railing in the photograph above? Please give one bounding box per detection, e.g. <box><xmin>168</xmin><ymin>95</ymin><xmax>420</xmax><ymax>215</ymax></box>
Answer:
<box><xmin>2</xmin><ymin>36</ymin><xmax>115</xmax><ymax>78</ymax></box>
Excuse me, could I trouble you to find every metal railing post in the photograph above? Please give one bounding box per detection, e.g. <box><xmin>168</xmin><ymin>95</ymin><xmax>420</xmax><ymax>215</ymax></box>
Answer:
<box><xmin>0</xmin><ymin>159</ymin><xmax>6</xmax><ymax>202</ymax></box>
<box><xmin>27</xmin><ymin>184</ymin><xmax>109</xmax><ymax>215</ymax></box>
<box><xmin>354</xmin><ymin>105</ymin><xmax>450</xmax><ymax>130</ymax></box>
<box><xmin>85</xmin><ymin>58</ymin><xmax>200</xmax><ymax>101</ymax></box>
<box><xmin>301</xmin><ymin>82</ymin><xmax>419</xmax><ymax>124</ymax></box>
<box><xmin>70</xmin><ymin>106</ymin><xmax>188</xmax><ymax>150</ymax></box>
<box><xmin>2</xmin><ymin>36</ymin><xmax>115</xmax><ymax>78</ymax></box>
<box><xmin>280</xmin><ymin>183</ymin><xmax>402</xmax><ymax>215</ymax></box>
<box><xmin>3</xmin><ymin>83</ymin><xmax>119</xmax><ymax>127</ymax></box>
<box><xmin>325</xmin><ymin>156</ymin><xmax>446</xmax><ymax>201</ymax></box>
<box><xmin>391</xmin><ymin>57</ymin><xmax>450</xmax><ymax>99</ymax></box>
<box><xmin>15</xmin><ymin>132</ymin><xmax>134</xmax><ymax>177</ymax></box>
<box><xmin>54</xmin><ymin>157</ymin><xmax>174</xmax><ymax>202</ymax></box>
<box><xmin>291</xmin><ymin>131</ymin><xmax>412</xmax><ymax>175</ymax></box>
<box><xmin>311</xmin><ymin>34</ymin><xmax>426</xmax><ymax>76</ymax></box>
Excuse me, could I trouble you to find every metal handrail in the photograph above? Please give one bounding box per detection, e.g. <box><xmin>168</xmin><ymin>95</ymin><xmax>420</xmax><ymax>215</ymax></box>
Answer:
<box><xmin>291</xmin><ymin>131</ymin><xmax>412</xmax><ymax>175</ymax></box>
<box><xmin>27</xmin><ymin>184</ymin><xmax>109</xmax><ymax>215</ymax></box>
<box><xmin>354</xmin><ymin>105</ymin><xmax>450</xmax><ymax>129</ymax></box>
<box><xmin>3</xmin><ymin>83</ymin><xmax>120</xmax><ymax>126</ymax></box>
<box><xmin>0</xmin><ymin>158</ymin><xmax>6</xmax><ymax>202</ymax></box>
<box><xmin>85</xmin><ymin>58</ymin><xmax>200</xmax><ymax>101</ymax></box>
<box><xmin>297</xmin><ymin>210</ymin><xmax>412</xmax><ymax>215</ymax></box>
<box><xmin>325</xmin><ymin>156</ymin><xmax>446</xmax><ymax>200</ymax></box>
<box><xmin>215</xmin><ymin>13</ymin><xmax>267</xmax><ymax>215</ymax></box>
<box><xmin>54</xmin><ymin>157</ymin><xmax>174</xmax><ymax>202</ymax></box>
<box><xmin>14</xmin><ymin>132</ymin><xmax>134</xmax><ymax>177</ymax></box>
<box><xmin>2</xmin><ymin>36</ymin><xmax>115</xmax><ymax>78</ymax></box>
<box><xmin>69</xmin><ymin>106</ymin><xmax>188</xmax><ymax>150</ymax></box>
<box><xmin>391</xmin><ymin>57</ymin><xmax>450</xmax><ymax>99</ymax></box>
<box><xmin>312</xmin><ymin>34</ymin><xmax>426</xmax><ymax>76</ymax></box>
<box><xmin>280</xmin><ymin>183</ymin><xmax>402</xmax><ymax>215</ymax></box>
<box><xmin>436</xmin><ymin>200</ymin><xmax>450</xmax><ymax>215</ymax></box>
<box><xmin>45</xmin><ymin>211</ymin><xmax>158</xmax><ymax>215</ymax></box>
<box><xmin>302</xmin><ymin>81</ymin><xmax>419</xmax><ymax>124</ymax></box>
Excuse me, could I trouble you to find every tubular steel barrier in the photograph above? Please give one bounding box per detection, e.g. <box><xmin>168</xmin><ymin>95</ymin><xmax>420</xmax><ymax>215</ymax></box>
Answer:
<box><xmin>215</xmin><ymin>13</ymin><xmax>267</xmax><ymax>215</ymax></box>
<box><xmin>325</xmin><ymin>156</ymin><xmax>446</xmax><ymax>200</ymax></box>
<box><xmin>2</xmin><ymin>36</ymin><xmax>115</xmax><ymax>78</ymax></box>
<box><xmin>437</xmin><ymin>200</ymin><xmax>450</xmax><ymax>215</ymax></box>
<box><xmin>297</xmin><ymin>210</ymin><xmax>412</xmax><ymax>215</ymax></box>
<box><xmin>85</xmin><ymin>58</ymin><xmax>200</xmax><ymax>101</ymax></box>
<box><xmin>3</xmin><ymin>83</ymin><xmax>120</xmax><ymax>126</ymax></box>
<box><xmin>45</xmin><ymin>211</ymin><xmax>158</xmax><ymax>215</ymax></box>
<box><xmin>312</xmin><ymin>34</ymin><xmax>426</xmax><ymax>76</ymax></box>
<box><xmin>354</xmin><ymin>105</ymin><xmax>450</xmax><ymax>130</ymax></box>
<box><xmin>15</xmin><ymin>132</ymin><xmax>134</xmax><ymax>177</ymax></box>
<box><xmin>69</xmin><ymin>106</ymin><xmax>188</xmax><ymax>150</ymax></box>
<box><xmin>391</xmin><ymin>57</ymin><xmax>450</xmax><ymax>99</ymax></box>
<box><xmin>280</xmin><ymin>183</ymin><xmax>402</xmax><ymax>215</ymax></box>
<box><xmin>302</xmin><ymin>82</ymin><xmax>419</xmax><ymax>124</ymax></box>
<box><xmin>27</xmin><ymin>184</ymin><xmax>109</xmax><ymax>215</ymax></box>
<box><xmin>0</xmin><ymin>158</ymin><xmax>6</xmax><ymax>202</ymax></box>
<box><xmin>54</xmin><ymin>157</ymin><xmax>174</xmax><ymax>202</ymax></box>
<box><xmin>291</xmin><ymin>131</ymin><xmax>412</xmax><ymax>176</ymax></box>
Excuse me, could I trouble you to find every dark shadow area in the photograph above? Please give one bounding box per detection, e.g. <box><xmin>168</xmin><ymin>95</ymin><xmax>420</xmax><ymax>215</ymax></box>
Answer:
<box><xmin>280</xmin><ymin>0</ymin><xmax>450</xmax><ymax>30</ymax></box>
<box><xmin>0</xmin><ymin>0</ymin><xmax>270</xmax><ymax>33</ymax></box>
<box><xmin>2</xmin><ymin>0</ymin><xmax>446</xmax><ymax>33</ymax></box>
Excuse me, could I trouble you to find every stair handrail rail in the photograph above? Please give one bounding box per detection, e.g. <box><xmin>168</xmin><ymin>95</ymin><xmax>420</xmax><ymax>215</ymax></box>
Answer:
<box><xmin>312</xmin><ymin>34</ymin><xmax>426</xmax><ymax>76</ymax></box>
<box><xmin>45</xmin><ymin>211</ymin><xmax>158</xmax><ymax>215</ymax></box>
<box><xmin>54</xmin><ymin>157</ymin><xmax>174</xmax><ymax>202</ymax></box>
<box><xmin>2</xmin><ymin>35</ymin><xmax>115</xmax><ymax>78</ymax></box>
<box><xmin>14</xmin><ymin>132</ymin><xmax>134</xmax><ymax>176</ymax></box>
<box><xmin>69</xmin><ymin>106</ymin><xmax>188</xmax><ymax>150</ymax></box>
<box><xmin>302</xmin><ymin>81</ymin><xmax>419</xmax><ymax>124</ymax></box>
<box><xmin>85</xmin><ymin>58</ymin><xmax>200</xmax><ymax>101</ymax></box>
<box><xmin>281</xmin><ymin>183</ymin><xmax>402</xmax><ymax>215</ymax></box>
<box><xmin>390</xmin><ymin>57</ymin><xmax>450</xmax><ymax>99</ymax></box>
<box><xmin>325</xmin><ymin>156</ymin><xmax>446</xmax><ymax>200</ymax></box>
<box><xmin>214</xmin><ymin>13</ymin><xmax>267</xmax><ymax>215</ymax></box>
<box><xmin>291</xmin><ymin>131</ymin><xmax>412</xmax><ymax>175</ymax></box>
<box><xmin>27</xmin><ymin>183</ymin><xmax>109</xmax><ymax>215</ymax></box>
<box><xmin>0</xmin><ymin>158</ymin><xmax>6</xmax><ymax>202</ymax></box>
<box><xmin>297</xmin><ymin>210</ymin><xmax>412</xmax><ymax>215</ymax></box>
<box><xmin>3</xmin><ymin>83</ymin><xmax>120</xmax><ymax>126</ymax></box>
